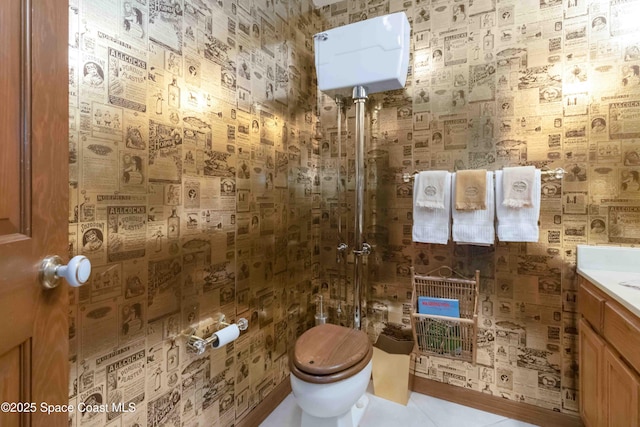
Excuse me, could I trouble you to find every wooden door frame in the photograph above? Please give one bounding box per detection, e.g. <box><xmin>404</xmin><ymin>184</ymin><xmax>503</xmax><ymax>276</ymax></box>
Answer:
<box><xmin>30</xmin><ymin>0</ymin><xmax>69</xmax><ymax>424</ymax></box>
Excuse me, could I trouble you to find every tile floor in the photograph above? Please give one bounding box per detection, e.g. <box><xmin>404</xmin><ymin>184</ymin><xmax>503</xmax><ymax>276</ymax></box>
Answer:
<box><xmin>260</xmin><ymin>383</ymin><xmax>539</xmax><ymax>427</ymax></box>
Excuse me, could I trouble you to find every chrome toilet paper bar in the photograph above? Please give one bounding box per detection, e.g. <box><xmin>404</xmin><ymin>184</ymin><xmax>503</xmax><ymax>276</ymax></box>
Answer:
<box><xmin>185</xmin><ymin>317</ymin><xmax>248</xmax><ymax>355</ymax></box>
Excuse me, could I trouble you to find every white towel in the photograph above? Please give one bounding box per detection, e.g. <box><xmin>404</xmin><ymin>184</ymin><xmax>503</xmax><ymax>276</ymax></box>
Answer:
<box><xmin>452</xmin><ymin>171</ymin><xmax>495</xmax><ymax>245</ymax></box>
<box><xmin>414</xmin><ymin>171</ymin><xmax>449</xmax><ymax>209</ymax></box>
<box><xmin>495</xmin><ymin>169</ymin><xmax>541</xmax><ymax>242</ymax></box>
<box><xmin>413</xmin><ymin>172</ymin><xmax>451</xmax><ymax>244</ymax></box>
<box><xmin>502</xmin><ymin>166</ymin><xmax>536</xmax><ymax>208</ymax></box>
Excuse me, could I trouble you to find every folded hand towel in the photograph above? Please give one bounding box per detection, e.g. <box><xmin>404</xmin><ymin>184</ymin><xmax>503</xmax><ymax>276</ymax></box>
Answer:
<box><xmin>495</xmin><ymin>169</ymin><xmax>541</xmax><ymax>242</ymax></box>
<box><xmin>455</xmin><ymin>169</ymin><xmax>487</xmax><ymax>210</ymax></box>
<box><xmin>413</xmin><ymin>172</ymin><xmax>452</xmax><ymax>244</ymax></box>
<box><xmin>502</xmin><ymin>166</ymin><xmax>535</xmax><ymax>208</ymax></box>
<box><xmin>414</xmin><ymin>171</ymin><xmax>449</xmax><ymax>209</ymax></box>
<box><xmin>452</xmin><ymin>171</ymin><xmax>495</xmax><ymax>245</ymax></box>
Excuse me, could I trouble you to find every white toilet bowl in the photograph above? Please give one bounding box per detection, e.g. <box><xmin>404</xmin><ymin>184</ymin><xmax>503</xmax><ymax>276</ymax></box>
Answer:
<box><xmin>289</xmin><ymin>324</ymin><xmax>373</xmax><ymax>427</ymax></box>
<box><xmin>290</xmin><ymin>360</ymin><xmax>372</xmax><ymax>427</ymax></box>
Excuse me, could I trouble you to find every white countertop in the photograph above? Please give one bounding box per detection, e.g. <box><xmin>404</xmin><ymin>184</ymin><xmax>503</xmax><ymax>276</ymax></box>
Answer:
<box><xmin>577</xmin><ymin>245</ymin><xmax>640</xmax><ymax>318</ymax></box>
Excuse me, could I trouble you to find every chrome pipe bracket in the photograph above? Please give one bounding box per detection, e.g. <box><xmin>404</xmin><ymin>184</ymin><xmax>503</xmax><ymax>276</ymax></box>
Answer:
<box><xmin>337</xmin><ymin>242</ymin><xmax>348</xmax><ymax>263</ymax></box>
<box><xmin>353</xmin><ymin>243</ymin><xmax>371</xmax><ymax>256</ymax></box>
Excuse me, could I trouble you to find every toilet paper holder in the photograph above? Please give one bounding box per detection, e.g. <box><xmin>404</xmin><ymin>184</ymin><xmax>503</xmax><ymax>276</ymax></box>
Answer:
<box><xmin>185</xmin><ymin>316</ymin><xmax>248</xmax><ymax>355</ymax></box>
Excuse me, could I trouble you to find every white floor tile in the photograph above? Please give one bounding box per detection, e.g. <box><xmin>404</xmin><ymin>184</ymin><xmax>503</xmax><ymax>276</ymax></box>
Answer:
<box><xmin>360</xmin><ymin>383</ymin><xmax>438</xmax><ymax>427</ymax></box>
<box><xmin>409</xmin><ymin>391</ymin><xmax>507</xmax><ymax>427</ymax></box>
<box><xmin>260</xmin><ymin>394</ymin><xmax>302</xmax><ymax>427</ymax></box>
<box><xmin>260</xmin><ymin>382</ymin><xmax>541</xmax><ymax>427</ymax></box>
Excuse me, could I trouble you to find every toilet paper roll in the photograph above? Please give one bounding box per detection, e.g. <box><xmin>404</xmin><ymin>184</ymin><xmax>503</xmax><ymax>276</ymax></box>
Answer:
<box><xmin>211</xmin><ymin>324</ymin><xmax>240</xmax><ymax>348</ymax></box>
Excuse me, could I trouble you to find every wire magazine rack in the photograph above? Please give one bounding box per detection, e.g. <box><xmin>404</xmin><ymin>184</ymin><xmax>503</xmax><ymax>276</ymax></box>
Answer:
<box><xmin>411</xmin><ymin>267</ymin><xmax>480</xmax><ymax>364</ymax></box>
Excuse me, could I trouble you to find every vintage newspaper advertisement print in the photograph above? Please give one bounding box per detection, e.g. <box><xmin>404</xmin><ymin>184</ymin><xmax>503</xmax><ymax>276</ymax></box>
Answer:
<box><xmin>108</xmin><ymin>47</ymin><xmax>147</xmax><ymax>112</ymax></box>
<box><xmin>81</xmin><ymin>53</ymin><xmax>107</xmax><ymax>102</ymax></box>
<box><xmin>80</xmin><ymin>302</ymin><xmax>118</xmax><ymax>360</ymax></box>
<box><xmin>469</xmin><ymin>63</ymin><xmax>496</xmax><ymax>103</ymax></box>
<box><xmin>147</xmin><ymin>257</ymin><xmax>181</xmax><ymax>322</ymax></box>
<box><xmin>91</xmin><ymin>102</ymin><xmax>124</xmax><ymax>141</ymax></box>
<box><xmin>610</xmin><ymin>0</ymin><xmax>640</xmax><ymax>37</ymax></box>
<box><xmin>609</xmin><ymin>206</ymin><xmax>640</xmax><ymax>243</ymax></box>
<box><xmin>147</xmin><ymin>388</ymin><xmax>181</xmax><ymax>427</ymax></box>
<box><xmin>444</xmin><ymin>32</ymin><xmax>469</xmax><ymax>67</ymax></box>
<box><xmin>78</xmin><ymin>385</ymin><xmax>105</xmax><ymax>427</ymax></box>
<box><xmin>149</xmin><ymin>120</ymin><xmax>183</xmax><ymax>183</ymax></box>
<box><xmin>118</xmin><ymin>299</ymin><xmax>146</xmax><ymax>344</ymax></box>
<box><xmin>80</xmin><ymin>221</ymin><xmax>107</xmax><ymax>265</ymax></box>
<box><xmin>444</xmin><ymin>118</ymin><xmax>469</xmax><ymax>150</ymax></box>
<box><xmin>119</xmin><ymin>151</ymin><xmax>147</xmax><ymax>193</ymax></box>
<box><xmin>149</xmin><ymin>0</ymin><xmax>183</xmax><ymax>54</ymax></box>
<box><xmin>105</xmin><ymin>349</ymin><xmax>145</xmax><ymax>421</ymax></box>
<box><xmin>609</xmin><ymin>100</ymin><xmax>640</xmax><ymax>139</ymax></box>
<box><xmin>83</xmin><ymin>264</ymin><xmax>122</xmax><ymax>304</ymax></box>
<box><xmin>124</xmin><ymin>111</ymin><xmax>148</xmax><ymax>150</ymax></box>
<box><xmin>107</xmin><ymin>205</ymin><xmax>146</xmax><ymax>262</ymax></box>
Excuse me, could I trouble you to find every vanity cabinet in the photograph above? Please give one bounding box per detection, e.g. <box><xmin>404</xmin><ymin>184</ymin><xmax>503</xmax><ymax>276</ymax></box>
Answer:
<box><xmin>578</xmin><ymin>277</ymin><xmax>640</xmax><ymax>427</ymax></box>
<box><xmin>578</xmin><ymin>318</ymin><xmax>603</xmax><ymax>427</ymax></box>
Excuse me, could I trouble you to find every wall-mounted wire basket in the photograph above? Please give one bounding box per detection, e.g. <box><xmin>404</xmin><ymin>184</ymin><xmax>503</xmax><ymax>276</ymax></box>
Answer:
<box><xmin>411</xmin><ymin>267</ymin><xmax>479</xmax><ymax>364</ymax></box>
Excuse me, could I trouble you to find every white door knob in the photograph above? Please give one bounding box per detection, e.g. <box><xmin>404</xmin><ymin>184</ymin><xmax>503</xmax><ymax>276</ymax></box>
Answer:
<box><xmin>39</xmin><ymin>255</ymin><xmax>92</xmax><ymax>289</ymax></box>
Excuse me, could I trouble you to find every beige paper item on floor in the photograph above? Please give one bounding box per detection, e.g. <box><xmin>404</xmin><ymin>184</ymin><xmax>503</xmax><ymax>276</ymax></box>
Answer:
<box><xmin>372</xmin><ymin>335</ymin><xmax>413</xmax><ymax>406</ymax></box>
<box><xmin>372</xmin><ymin>347</ymin><xmax>411</xmax><ymax>406</ymax></box>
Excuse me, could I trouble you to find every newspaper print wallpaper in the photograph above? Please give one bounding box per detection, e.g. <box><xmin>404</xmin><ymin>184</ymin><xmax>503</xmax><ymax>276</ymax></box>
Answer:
<box><xmin>317</xmin><ymin>0</ymin><xmax>640</xmax><ymax>415</ymax></box>
<box><xmin>68</xmin><ymin>1</ymin><xmax>322</xmax><ymax>425</ymax></box>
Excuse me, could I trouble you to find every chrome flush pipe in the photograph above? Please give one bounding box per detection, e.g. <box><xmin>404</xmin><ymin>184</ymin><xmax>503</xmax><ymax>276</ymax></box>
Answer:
<box><xmin>335</xmin><ymin>95</ymin><xmax>346</xmax><ymax>317</ymax></box>
<box><xmin>352</xmin><ymin>85</ymin><xmax>369</xmax><ymax>330</ymax></box>
<box><xmin>335</xmin><ymin>94</ymin><xmax>345</xmax><ymax>261</ymax></box>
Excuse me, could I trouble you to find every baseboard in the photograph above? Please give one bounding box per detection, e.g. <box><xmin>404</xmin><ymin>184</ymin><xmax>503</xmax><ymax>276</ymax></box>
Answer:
<box><xmin>236</xmin><ymin>378</ymin><xmax>292</xmax><ymax>427</ymax></box>
<box><xmin>411</xmin><ymin>375</ymin><xmax>583</xmax><ymax>427</ymax></box>
<box><xmin>232</xmin><ymin>373</ymin><xmax>582</xmax><ymax>427</ymax></box>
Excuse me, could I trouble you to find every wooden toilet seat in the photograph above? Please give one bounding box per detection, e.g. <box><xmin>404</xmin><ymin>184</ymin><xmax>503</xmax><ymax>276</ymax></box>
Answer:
<box><xmin>290</xmin><ymin>323</ymin><xmax>373</xmax><ymax>384</ymax></box>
